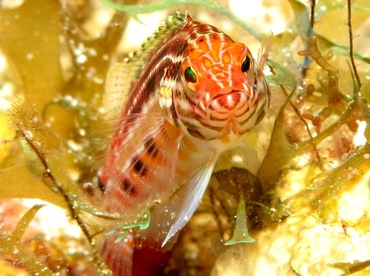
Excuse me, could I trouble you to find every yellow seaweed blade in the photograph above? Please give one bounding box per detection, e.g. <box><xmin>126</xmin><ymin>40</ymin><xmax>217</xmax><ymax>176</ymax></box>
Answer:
<box><xmin>224</xmin><ymin>193</ymin><xmax>255</xmax><ymax>246</ymax></box>
<box><xmin>0</xmin><ymin>204</ymin><xmax>55</xmax><ymax>275</ymax></box>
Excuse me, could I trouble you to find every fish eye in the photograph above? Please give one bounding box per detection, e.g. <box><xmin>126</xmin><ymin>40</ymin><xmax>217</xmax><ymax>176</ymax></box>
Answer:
<box><xmin>184</xmin><ymin>66</ymin><xmax>197</xmax><ymax>83</ymax></box>
<box><xmin>241</xmin><ymin>55</ymin><xmax>252</xmax><ymax>73</ymax></box>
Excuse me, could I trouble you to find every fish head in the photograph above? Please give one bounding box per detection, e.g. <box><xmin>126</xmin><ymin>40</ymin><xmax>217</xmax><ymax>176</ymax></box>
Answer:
<box><xmin>177</xmin><ymin>34</ymin><xmax>270</xmax><ymax>140</ymax></box>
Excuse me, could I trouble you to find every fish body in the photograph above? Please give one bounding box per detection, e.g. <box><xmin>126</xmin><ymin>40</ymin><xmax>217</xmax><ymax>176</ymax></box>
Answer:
<box><xmin>98</xmin><ymin>12</ymin><xmax>270</xmax><ymax>274</ymax></box>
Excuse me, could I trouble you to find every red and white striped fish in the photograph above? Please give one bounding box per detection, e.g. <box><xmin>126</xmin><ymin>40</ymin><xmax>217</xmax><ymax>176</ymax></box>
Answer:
<box><xmin>97</xmin><ymin>12</ymin><xmax>270</xmax><ymax>274</ymax></box>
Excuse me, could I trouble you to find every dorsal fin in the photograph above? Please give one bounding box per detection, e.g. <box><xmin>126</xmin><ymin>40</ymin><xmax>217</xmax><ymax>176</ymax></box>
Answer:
<box><xmin>104</xmin><ymin>12</ymin><xmax>189</xmax><ymax>121</ymax></box>
<box><xmin>125</xmin><ymin>11</ymin><xmax>188</xmax><ymax>73</ymax></box>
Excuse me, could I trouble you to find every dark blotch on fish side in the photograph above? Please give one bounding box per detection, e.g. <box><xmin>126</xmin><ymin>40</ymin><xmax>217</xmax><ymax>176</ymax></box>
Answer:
<box><xmin>145</xmin><ymin>138</ymin><xmax>159</xmax><ymax>157</ymax></box>
<box><xmin>133</xmin><ymin>157</ymin><xmax>147</xmax><ymax>176</ymax></box>
<box><xmin>98</xmin><ymin>177</ymin><xmax>105</xmax><ymax>192</ymax></box>
<box><xmin>120</xmin><ymin>178</ymin><xmax>136</xmax><ymax>195</ymax></box>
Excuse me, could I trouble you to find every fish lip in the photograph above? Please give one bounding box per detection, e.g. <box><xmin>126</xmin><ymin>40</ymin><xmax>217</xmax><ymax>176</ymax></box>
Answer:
<box><xmin>208</xmin><ymin>90</ymin><xmax>248</xmax><ymax>110</ymax></box>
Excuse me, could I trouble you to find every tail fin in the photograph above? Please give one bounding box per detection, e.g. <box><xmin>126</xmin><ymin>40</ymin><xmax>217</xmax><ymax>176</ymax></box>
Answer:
<box><xmin>99</xmin><ymin>231</ymin><xmax>134</xmax><ymax>276</ymax></box>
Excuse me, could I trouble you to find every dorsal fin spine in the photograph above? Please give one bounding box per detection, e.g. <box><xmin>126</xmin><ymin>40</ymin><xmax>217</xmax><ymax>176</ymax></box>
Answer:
<box><xmin>124</xmin><ymin>12</ymin><xmax>188</xmax><ymax>66</ymax></box>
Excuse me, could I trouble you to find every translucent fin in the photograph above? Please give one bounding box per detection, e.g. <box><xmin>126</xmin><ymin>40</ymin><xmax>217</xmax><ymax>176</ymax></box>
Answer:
<box><xmin>99</xmin><ymin>231</ymin><xmax>134</xmax><ymax>276</ymax></box>
<box><xmin>162</xmin><ymin>152</ymin><xmax>217</xmax><ymax>246</ymax></box>
<box><xmin>104</xmin><ymin>62</ymin><xmax>137</xmax><ymax>121</ymax></box>
<box><xmin>136</xmin><ymin>137</ymin><xmax>218</xmax><ymax>248</ymax></box>
<box><xmin>100</xmin><ymin>113</ymin><xmax>182</xmax><ymax>223</ymax></box>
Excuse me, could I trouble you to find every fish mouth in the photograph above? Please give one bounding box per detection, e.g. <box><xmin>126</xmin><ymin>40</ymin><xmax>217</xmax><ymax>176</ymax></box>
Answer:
<box><xmin>208</xmin><ymin>90</ymin><xmax>249</xmax><ymax>111</ymax></box>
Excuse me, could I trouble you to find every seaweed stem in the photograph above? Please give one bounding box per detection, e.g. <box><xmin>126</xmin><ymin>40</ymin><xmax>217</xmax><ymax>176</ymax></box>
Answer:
<box><xmin>347</xmin><ymin>0</ymin><xmax>362</xmax><ymax>89</ymax></box>
<box><xmin>310</xmin><ymin>0</ymin><xmax>316</xmax><ymax>36</ymax></box>
<box><xmin>16</xmin><ymin>126</ymin><xmax>93</xmax><ymax>245</ymax></box>
<box><xmin>268</xmin><ymin>64</ymin><xmax>322</xmax><ymax>165</ymax></box>
<box><xmin>283</xmin><ymin>86</ymin><xmax>322</xmax><ymax>164</ymax></box>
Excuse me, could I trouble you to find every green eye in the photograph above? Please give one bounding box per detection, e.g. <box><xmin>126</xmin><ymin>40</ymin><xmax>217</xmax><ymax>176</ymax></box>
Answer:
<box><xmin>241</xmin><ymin>55</ymin><xmax>252</xmax><ymax>73</ymax></box>
<box><xmin>184</xmin><ymin>66</ymin><xmax>197</xmax><ymax>83</ymax></box>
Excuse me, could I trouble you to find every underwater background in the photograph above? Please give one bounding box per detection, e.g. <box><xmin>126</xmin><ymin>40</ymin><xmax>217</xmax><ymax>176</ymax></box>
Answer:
<box><xmin>0</xmin><ymin>0</ymin><xmax>370</xmax><ymax>275</ymax></box>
